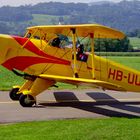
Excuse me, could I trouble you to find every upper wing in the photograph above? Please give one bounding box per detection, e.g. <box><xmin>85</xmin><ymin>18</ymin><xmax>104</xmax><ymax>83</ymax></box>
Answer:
<box><xmin>38</xmin><ymin>74</ymin><xmax>126</xmax><ymax>91</ymax></box>
<box><xmin>27</xmin><ymin>24</ymin><xmax>125</xmax><ymax>39</ymax></box>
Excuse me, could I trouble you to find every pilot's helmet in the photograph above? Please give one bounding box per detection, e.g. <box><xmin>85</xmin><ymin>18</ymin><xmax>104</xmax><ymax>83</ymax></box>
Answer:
<box><xmin>51</xmin><ymin>37</ymin><xmax>60</xmax><ymax>47</ymax></box>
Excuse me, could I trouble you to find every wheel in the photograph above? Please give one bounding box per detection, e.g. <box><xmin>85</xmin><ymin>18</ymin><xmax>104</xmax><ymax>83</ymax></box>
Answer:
<box><xmin>19</xmin><ymin>94</ymin><xmax>36</xmax><ymax>107</ymax></box>
<box><xmin>9</xmin><ymin>88</ymin><xmax>21</xmax><ymax>101</ymax></box>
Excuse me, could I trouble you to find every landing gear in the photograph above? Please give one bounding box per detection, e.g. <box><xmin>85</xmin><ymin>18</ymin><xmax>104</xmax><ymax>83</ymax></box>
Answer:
<box><xmin>10</xmin><ymin>87</ymin><xmax>36</xmax><ymax>107</ymax></box>
<box><xmin>19</xmin><ymin>94</ymin><xmax>36</xmax><ymax>107</ymax></box>
<box><xmin>9</xmin><ymin>87</ymin><xmax>21</xmax><ymax>101</ymax></box>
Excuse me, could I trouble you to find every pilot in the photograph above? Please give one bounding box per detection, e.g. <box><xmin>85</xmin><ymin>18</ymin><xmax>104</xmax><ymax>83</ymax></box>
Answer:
<box><xmin>51</xmin><ymin>37</ymin><xmax>61</xmax><ymax>47</ymax></box>
<box><xmin>26</xmin><ymin>33</ymin><xmax>31</xmax><ymax>38</ymax></box>
<box><xmin>77</xmin><ymin>44</ymin><xmax>88</xmax><ymax>62</ymax></box>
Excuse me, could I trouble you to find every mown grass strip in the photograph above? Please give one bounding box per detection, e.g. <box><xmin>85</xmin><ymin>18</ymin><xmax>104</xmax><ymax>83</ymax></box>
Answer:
<box><xmin>95</xmin><ymin>52</ymin><xmax>140</xmax><ymax>56</ymax></box>
<box><xmin>0</xmin><ymin>118</ymin><xmax>140</xmax><ymax>140</ymax></box>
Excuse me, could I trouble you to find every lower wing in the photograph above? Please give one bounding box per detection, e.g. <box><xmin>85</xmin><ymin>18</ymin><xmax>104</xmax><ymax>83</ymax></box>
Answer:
<box><xmin>38</xmin><ymin>74</ymin><xmax>126</xmax><ymax>91</ymax></box>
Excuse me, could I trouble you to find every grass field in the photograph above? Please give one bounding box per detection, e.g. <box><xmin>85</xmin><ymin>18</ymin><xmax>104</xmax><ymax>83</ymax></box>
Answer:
<box><xmin>31</xmin><ymin>14</ymin><xmax>69</xmax><ymax>25</ymax></box>
<box><xmin>0</xmin><ymin>118</ymin><xmax>140</xmax><ymax>140</ymax></box>
<box><xmin>129</xmin><ymin>37</ymin><xmax>140</xmax><ymax>49</ymax></box>
<box><xmin>0</xmin><ymin>56</ymin><xmax>140</xmax><ymax>90</ymax></box>
<box><xmin>31</xmin><ymin>14</ymin><xmax>60</xmax><ymax>25</ymax></box>
<box><xmin>108</xmin><ymin>56</ymin><xmax>140</xmax><ymax>71</ymax></box>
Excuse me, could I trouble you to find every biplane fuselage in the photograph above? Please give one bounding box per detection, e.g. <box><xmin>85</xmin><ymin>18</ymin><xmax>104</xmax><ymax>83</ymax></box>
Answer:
<box><xmin>0</xmin><ymin>24</ymin><xmax>140</xmax><ymax>107</ymax></box>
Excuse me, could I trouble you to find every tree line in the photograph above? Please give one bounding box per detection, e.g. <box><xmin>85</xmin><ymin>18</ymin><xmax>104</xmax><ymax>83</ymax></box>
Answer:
<box><xmin>94</xmin><ymin>37</ymin><xmax>133</xmax><ymax>52</ymax></box>
<box><xmin>28</xmin><ymin>0</ymin><xmax>140</xmax><ymax>33</ymax></box>
<box><xmin>0</xmin><ymin>1</ymin><xmax>139</xmax><ymax>52</ymax></box>
<box><xmin>127</xmin><ymin>29</ymin><xmax>140</xmax><ymax>38</ymax></box>
<box><xmin>0</xmin><ymin>1</ymin><xmax>139</xmax><ymax>33</ymax></box>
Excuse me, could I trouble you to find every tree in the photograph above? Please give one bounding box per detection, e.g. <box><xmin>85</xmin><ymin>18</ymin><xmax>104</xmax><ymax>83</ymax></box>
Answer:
<box><xmin>94</xmin><ymin>37</ymin><xmax>133</xmax><ymax>52</ymax></box>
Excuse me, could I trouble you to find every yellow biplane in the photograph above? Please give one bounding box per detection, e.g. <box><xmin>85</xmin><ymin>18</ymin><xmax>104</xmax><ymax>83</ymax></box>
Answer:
<box><xmin>0</xmin><ymin>24</ymin><xmax>140</xmax><ymax>107</ymax></box>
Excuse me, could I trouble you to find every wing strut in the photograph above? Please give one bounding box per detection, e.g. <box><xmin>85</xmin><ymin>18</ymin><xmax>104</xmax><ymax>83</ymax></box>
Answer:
<box><xmin>22</xmin><ymin>29</ymin><xmax>38</xmax><ymax>48</ymax></box>
<box><xmin>90</xmin><ymin>33</ymin><xmax>95</xmax><ymax>78</ymax></box>
<box><xmin>71</xmin><ymin>28</ymin><xmax>78</xmax><ymax>78</ymax></box>
<box><xmin>39</xmin><ymin>29</ymin><xmax>43</xmax><ymax>50</ymax></box>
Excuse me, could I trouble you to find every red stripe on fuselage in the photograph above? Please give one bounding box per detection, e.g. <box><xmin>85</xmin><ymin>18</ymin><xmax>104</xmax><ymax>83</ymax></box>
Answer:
<box><xmin>2</xmin><ymin>56</ymin><xmax>70</xmax><ymax>71</ymax></box>
<box><xmin>12</xmin><ymin>36</ymin><xmax>70</xmax><ymax>64</ymax></box>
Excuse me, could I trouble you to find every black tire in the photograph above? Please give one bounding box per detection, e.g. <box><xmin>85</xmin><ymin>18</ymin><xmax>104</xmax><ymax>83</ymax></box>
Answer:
<box><xmin>9</xmin><ymin>88</ymin><xmax>21</xmax><ymax>101</ymax></box>
<box><xmin>19</xmin><ymin>94</ymin><xmax>36</xmax><ymax>107</ymax></box>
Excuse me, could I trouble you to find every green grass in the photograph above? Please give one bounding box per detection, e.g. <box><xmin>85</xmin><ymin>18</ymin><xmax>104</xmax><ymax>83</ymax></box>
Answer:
<box><xmin>0</xmin><ymin>67</ymin><xmax>25</xmax><ymax>90</ymax></box>
<box><xmin>0</xmin><ymin>118</ymin><xmax>140</xmax><ymax>140</ymax></box>
<box><xmin>108</xmin><ymin>56</ymin><xmax>140</xmax><ymax>71</ymax></box>
<box><xmin>31</xmin><ymin>14</ymin><xmax>69</xmax><ymax>25</ymax></box>
<box><xmin>32</xmin><ymin>14</ymin><xmax>59</xmax><ymax>25</ymax></box>
<box><xmin>96</xmin><ymin>52</ymin><xmax>140</xmax><ymax>56</ymax></box>
<box><xmin>129</xmin><ymin>37</ymin><xmax>140</xmax><ymax>49</ymax></box>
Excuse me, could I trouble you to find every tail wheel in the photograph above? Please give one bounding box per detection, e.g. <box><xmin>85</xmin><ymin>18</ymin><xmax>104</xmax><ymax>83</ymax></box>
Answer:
<box><xmin>9</xmin><ymin>88</ymin><xmax>21</xmax><ymax>101</ymax></box>
<box><xmin>19</xmin><ymin>94</ymin><xmax>36</xmax><ymax>107</ymax></box>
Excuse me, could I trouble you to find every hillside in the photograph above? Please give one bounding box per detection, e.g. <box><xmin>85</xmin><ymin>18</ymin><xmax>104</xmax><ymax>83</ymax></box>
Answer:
<box><xmin>0</xmin><ymin>0</ymin><xmax>139</xmax><ymax>35</ymax></box>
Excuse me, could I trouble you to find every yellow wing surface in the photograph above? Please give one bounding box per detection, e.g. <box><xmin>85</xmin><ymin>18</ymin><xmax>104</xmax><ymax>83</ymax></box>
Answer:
<box><xmin>39</xmin><ymin>74</ymin><xmax>126</xmax><ymax>91</ymax></box>
<box><xmin>27</xmin><ymin>24</ymin><xmax>125</xmax><ymax>39</ymax></box>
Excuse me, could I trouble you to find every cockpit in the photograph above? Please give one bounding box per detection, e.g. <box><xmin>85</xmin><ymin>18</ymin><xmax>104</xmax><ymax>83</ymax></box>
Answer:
<box><xmin>24</xmin><ymin>29</ymin><xmax>90</xmax><ymax>62</ymax></box>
